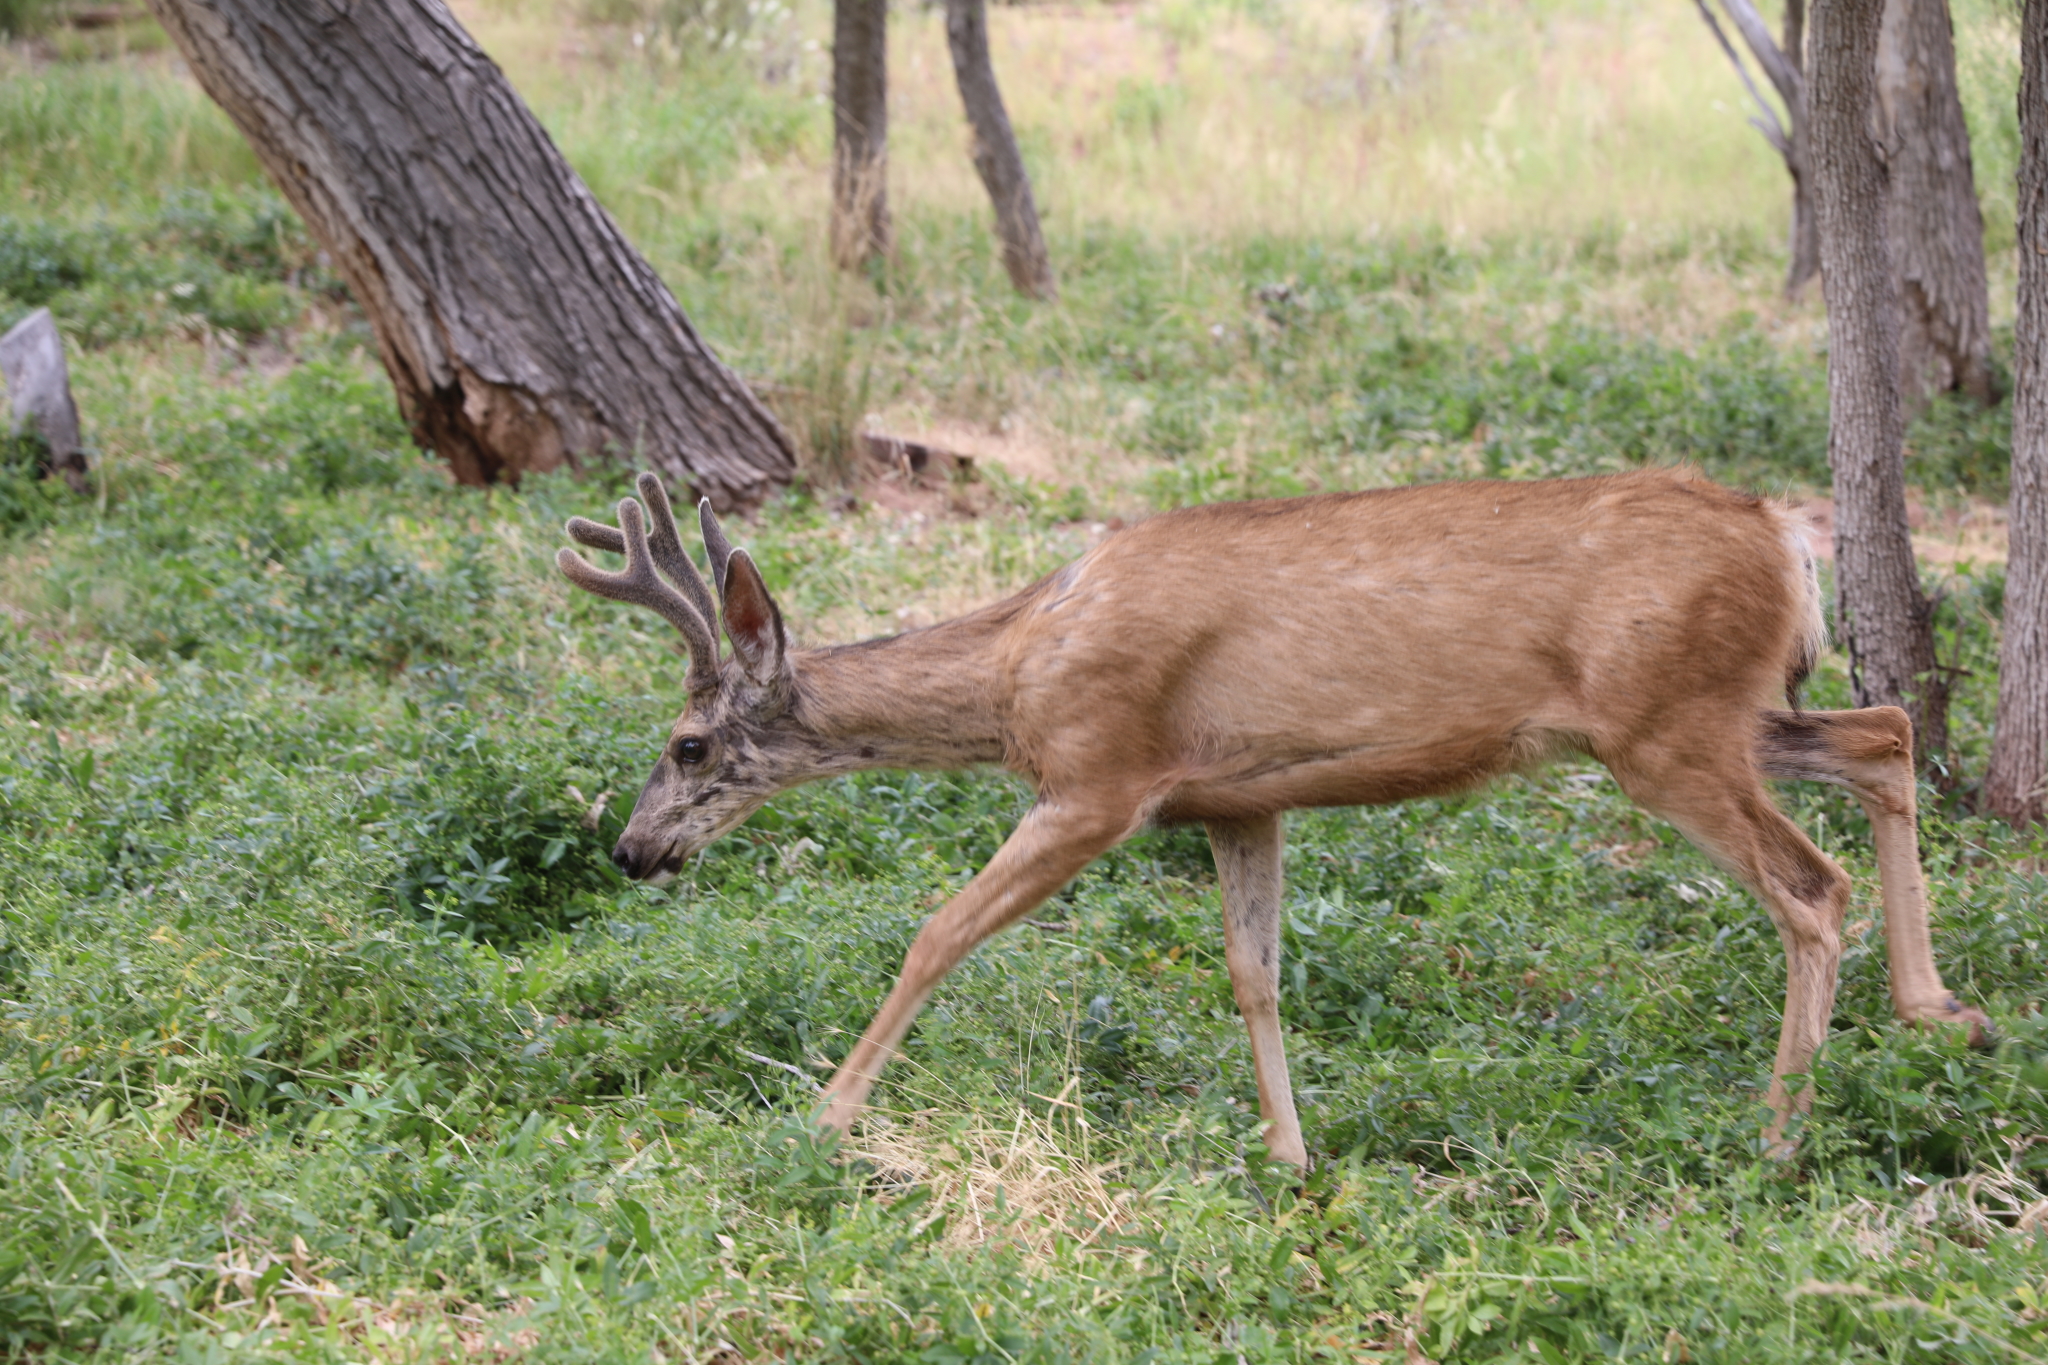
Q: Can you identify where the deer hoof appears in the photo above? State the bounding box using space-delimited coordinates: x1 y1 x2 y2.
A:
1902 997 1993 1048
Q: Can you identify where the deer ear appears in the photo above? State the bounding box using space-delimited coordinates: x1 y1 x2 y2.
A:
720 549 788 684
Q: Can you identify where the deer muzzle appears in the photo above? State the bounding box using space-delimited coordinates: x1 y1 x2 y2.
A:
610 834 683 884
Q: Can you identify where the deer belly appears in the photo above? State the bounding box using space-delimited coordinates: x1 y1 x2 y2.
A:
1155 724 1548 822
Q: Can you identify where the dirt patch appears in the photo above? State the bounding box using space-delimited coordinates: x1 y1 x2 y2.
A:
1792 496 2008 569
859 415 1072 486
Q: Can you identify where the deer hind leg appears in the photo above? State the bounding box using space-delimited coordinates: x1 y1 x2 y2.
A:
1206 814 1308 1171
1757 707 1990 1044
817 795 1136 1137
1605 742 1851 1151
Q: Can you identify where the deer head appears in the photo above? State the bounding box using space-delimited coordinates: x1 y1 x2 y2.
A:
558 474 800 882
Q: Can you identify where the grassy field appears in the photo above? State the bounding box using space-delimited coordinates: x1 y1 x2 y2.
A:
4 1 2048 1361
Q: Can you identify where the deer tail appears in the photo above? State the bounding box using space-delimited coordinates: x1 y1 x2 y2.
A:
1773 505 1827 711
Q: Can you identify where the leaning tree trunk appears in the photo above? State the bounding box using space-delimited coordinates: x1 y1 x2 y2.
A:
1811 0 1949 762
1984 0 2048 824
832 0 891 269
944 0 1055 300
1877 0 1997 408
145 0 795 507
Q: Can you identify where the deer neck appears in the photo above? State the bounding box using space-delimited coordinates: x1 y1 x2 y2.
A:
786 608 1015 773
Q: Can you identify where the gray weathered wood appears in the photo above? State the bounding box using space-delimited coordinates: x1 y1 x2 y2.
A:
945 0 1055 300
145 0 795 508
1811 0 1947 761
1985 0 2048 823
0 308 89 493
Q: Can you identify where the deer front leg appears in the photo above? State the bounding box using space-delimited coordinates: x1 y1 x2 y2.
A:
817 796 1137 1136
1758 708 1990 1044
1206 814 1308 1171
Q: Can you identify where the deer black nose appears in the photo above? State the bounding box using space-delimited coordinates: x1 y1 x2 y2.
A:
610 842 638 877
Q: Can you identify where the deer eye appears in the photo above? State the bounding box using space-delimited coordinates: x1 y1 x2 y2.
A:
675 737 708 765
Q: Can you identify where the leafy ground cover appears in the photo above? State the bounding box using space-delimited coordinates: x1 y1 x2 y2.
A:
4 2 2048 1361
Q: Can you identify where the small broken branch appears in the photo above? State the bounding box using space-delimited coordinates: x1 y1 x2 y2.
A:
735 1048 823 1090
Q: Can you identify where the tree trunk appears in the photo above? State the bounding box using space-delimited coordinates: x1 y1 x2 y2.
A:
944 0 1055 300
1984 0 2048 824
144 0 795 508
1787 90 1822 297
1692 0 1820 297
1811 0 1948 761
1785 0 1822 297
1877 0 1997 407
832 0 890 269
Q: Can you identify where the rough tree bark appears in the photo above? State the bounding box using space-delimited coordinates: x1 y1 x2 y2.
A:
145 0 794 507
832 0 891 269
1810 0 1948 761
944 0 1055 300
1693 0 1820 297
1984 0 2048 823
1877 0 1997 407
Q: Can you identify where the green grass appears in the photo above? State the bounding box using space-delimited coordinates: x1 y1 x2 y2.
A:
4 3 2048 1361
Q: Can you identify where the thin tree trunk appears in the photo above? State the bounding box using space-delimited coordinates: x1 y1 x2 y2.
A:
1785 0 1821 296
944 0 1055 300
1984 0 2048 824
1877 0 1997 408
1811 0 1948 761
145 0 795 507
1788 89 1822 297
832 0 890 269
1692 0 1819 297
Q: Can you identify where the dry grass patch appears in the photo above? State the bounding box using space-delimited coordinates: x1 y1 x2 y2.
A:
852 1105 1153 1264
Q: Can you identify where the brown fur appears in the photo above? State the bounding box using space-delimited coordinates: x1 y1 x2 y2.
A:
566 468 1986 1167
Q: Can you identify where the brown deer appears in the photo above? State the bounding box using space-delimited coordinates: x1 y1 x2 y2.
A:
559 468 1989 1166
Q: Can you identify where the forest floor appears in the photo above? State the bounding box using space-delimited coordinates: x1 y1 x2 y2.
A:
3 1 2048 1361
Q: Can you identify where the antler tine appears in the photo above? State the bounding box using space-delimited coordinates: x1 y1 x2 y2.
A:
558 497 722 692
699 497 735 597
636 473 721 632
566 516 626 554
567 483 721 637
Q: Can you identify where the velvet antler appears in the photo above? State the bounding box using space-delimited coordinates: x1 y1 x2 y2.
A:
565 475 722 626
559 489 722 694
699 498 736 597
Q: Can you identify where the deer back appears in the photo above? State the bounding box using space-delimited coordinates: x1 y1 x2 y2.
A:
990 470 1823 817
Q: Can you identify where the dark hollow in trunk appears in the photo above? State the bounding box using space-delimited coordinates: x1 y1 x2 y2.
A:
1878 0 1997 408
1985 0 2048 824
944 0 1055 300
1810 0 1948 762
145 0 795 507
832 0 891 269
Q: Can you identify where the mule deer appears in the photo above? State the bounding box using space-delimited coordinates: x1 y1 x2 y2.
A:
559 468 1989 1166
